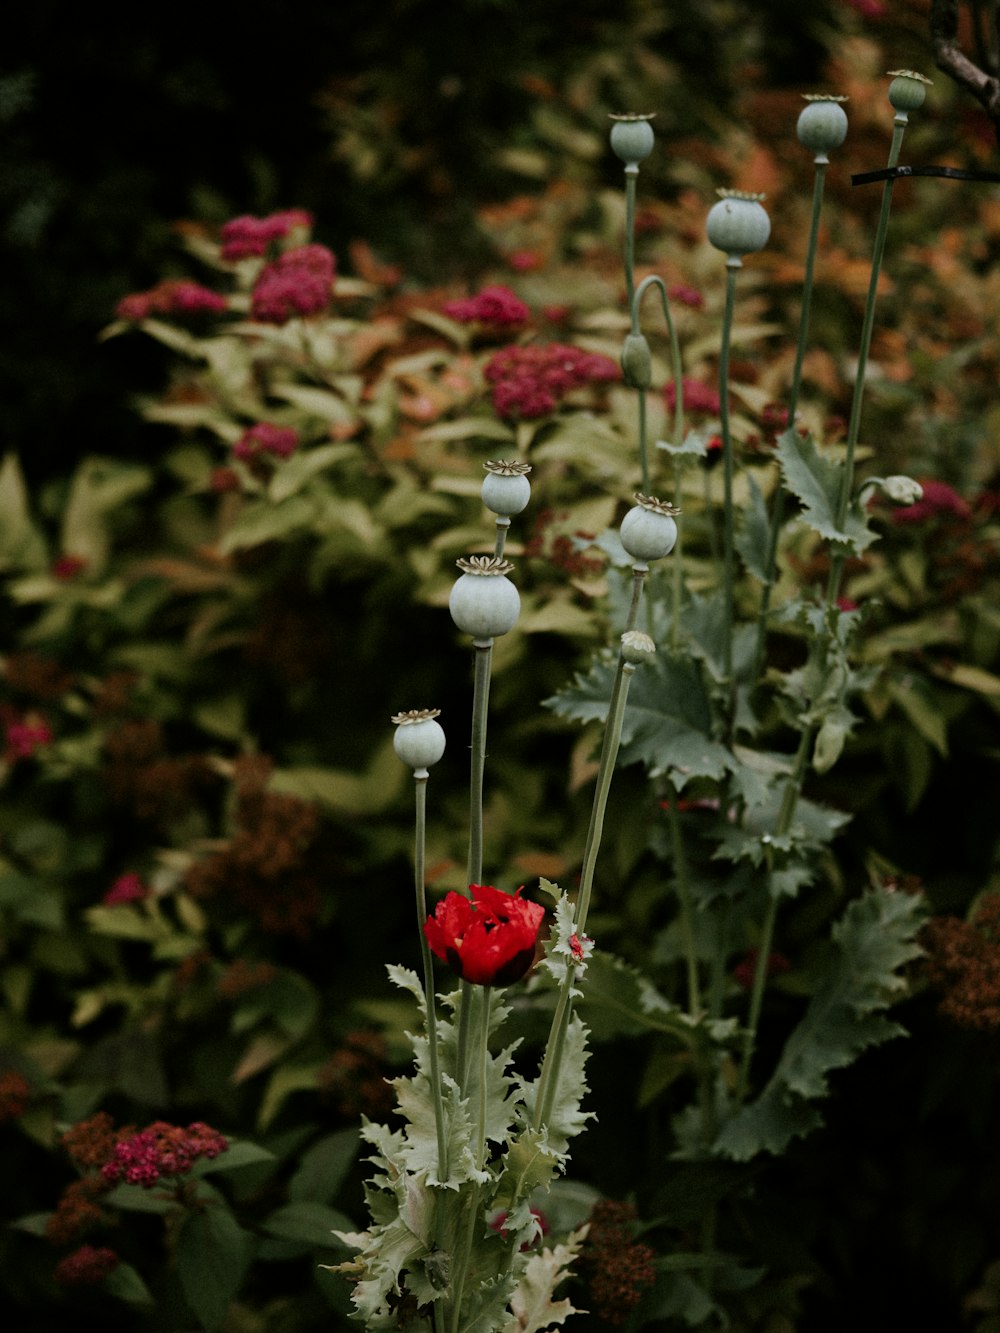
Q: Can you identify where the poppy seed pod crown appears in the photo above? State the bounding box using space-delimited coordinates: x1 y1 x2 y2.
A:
620 493 680 564
887 69 932 114
482 460 532 517
392 709 446 773
797 96 849 162
609 113 656 167
449 556 521 640
706 190 771 260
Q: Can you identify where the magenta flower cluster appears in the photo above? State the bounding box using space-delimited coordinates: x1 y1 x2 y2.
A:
250 244 335 324
443 284 531 328
54 1244 121 1287
102 873 149 906
233 422 299 462
100 1121 228 1188
664 376 721 417
3 716 52 761
483 342 620 419
220 208 313 261
116 280 228 323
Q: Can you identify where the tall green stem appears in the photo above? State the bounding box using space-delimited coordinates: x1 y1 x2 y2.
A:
414 776 449 1181
458 640 493 1092
753 160 829 679
534 656 639 1130
719 262 739 693
448 987 492 1333
664 783 702 1018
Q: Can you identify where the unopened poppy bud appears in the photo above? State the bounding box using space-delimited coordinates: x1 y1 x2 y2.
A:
621 630 656 665
609 113 655 167
621 333 652 389
619 493 680 563
392 709 446 774
449 556 520 640
797 95 849 162
887 69 932 114
706 190 771 261
482 460 532 517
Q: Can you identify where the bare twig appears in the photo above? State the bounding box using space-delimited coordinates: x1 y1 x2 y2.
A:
932 0 1000 135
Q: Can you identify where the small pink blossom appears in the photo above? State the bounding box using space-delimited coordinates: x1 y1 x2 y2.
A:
843 0 886 17
4 717 52 761
102 873 149 906
233 422 299 462
668 283 704 309
664 377 721 417
484 342 620 420
54 1244 120 1287
101 1120 228 1189
220 208 313 261
443 285 531 328
836 597 859 612
250 244 335 323
892 479 971 525
115 280 227 322
52 554 87 581
506 250 543 273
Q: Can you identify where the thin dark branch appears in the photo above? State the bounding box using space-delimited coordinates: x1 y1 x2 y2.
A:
932 0 1000 135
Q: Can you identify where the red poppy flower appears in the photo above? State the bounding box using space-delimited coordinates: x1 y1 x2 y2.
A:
423 884 545 986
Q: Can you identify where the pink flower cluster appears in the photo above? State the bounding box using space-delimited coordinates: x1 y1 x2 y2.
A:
233 422 299 462
664 377 721 417
844 0 885 17
484 343 620 419
892 479 971 525
443 284 531 328
102 873 149 906
669 283 704 309
101 1121 228 1188
53 1244 120 1287
250 244 335 323
52 554 87 581
3 715 52 761
116 280 227 323
220 208 313 261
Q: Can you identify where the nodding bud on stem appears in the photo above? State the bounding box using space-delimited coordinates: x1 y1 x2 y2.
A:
621 333 652 389
392 709 446 773
482 460 532 517
449 556 521 640
797 95 849 162
609 113 656 167
620 493 680 563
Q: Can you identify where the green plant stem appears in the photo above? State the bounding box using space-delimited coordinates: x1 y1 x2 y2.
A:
624 168 638 313
415 775 449 1183
637 389 650 494
664 782 703 1018
457 639 493 1091
826 117 908 605
448 986 492 1333
631 274 686 498
734 724 811 1103
719 262 739 693
493 517 510 559
534 658 639 1130
753 160 829 679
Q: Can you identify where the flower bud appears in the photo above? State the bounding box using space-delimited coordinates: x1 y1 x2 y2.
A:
620 333 652 390
449 556 520 640
706 190 771 261
621 630 656 665
887 69 932 113
797 95 849 162
482 460 532 517
619 493 680 563
609 114 655 166
392 709 446 773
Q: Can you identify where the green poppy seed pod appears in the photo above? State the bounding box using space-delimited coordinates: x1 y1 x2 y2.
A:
619 493 680 563
706 190 771 260
609 113 656 166
621 332 653 390
449 555 520 640
620 630 656 665
482 459 532 517
392 709 446 773
797 95 849 162
888 69 932 113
